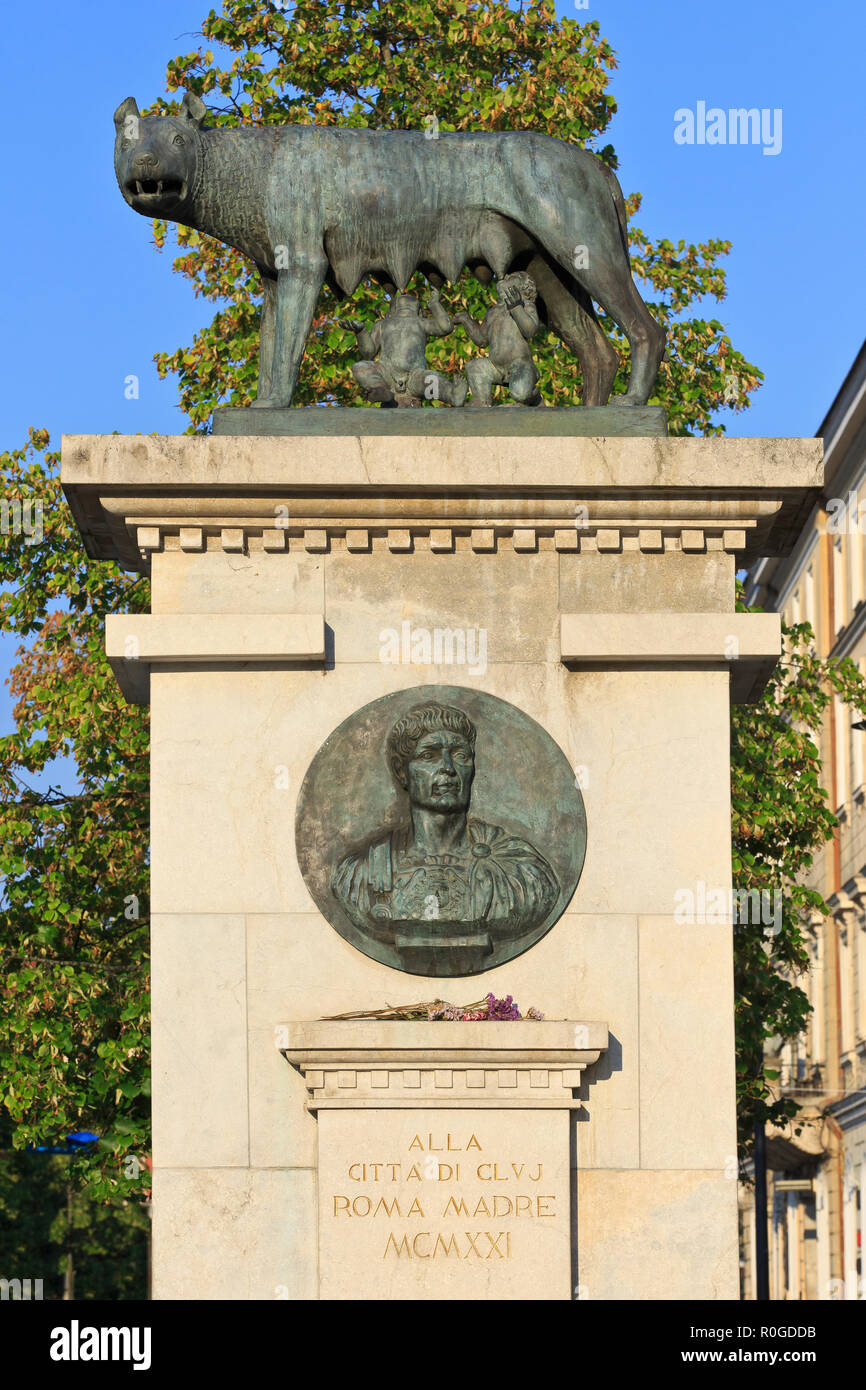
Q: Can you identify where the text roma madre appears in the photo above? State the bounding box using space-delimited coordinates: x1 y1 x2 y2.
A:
331 1131 558 1260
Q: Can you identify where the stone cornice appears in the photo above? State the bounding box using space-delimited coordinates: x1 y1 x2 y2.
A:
281 1020 608 1113
61 433 822 575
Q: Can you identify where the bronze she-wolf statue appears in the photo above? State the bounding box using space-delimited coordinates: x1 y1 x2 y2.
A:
114 91 665 409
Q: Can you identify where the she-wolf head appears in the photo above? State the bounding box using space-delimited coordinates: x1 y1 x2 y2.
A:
113 91 207 218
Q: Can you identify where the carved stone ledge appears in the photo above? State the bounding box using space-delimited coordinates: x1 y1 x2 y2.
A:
121 519 764 569
60 433 822 574
560 611 782 704
281 1020 608 1112
105 612 326 705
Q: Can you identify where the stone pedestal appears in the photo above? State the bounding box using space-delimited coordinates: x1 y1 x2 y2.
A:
62 425 821 1301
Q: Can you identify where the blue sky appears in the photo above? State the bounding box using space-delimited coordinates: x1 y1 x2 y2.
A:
1 0 864 759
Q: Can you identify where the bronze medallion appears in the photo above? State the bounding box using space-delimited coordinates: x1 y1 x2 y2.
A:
296 686 587 976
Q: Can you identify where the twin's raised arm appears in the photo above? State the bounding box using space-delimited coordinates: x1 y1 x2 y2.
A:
421 287 455 338
339 317 379 359
451 309 489 348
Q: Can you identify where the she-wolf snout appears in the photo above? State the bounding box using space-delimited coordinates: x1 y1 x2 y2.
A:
131 152 160 174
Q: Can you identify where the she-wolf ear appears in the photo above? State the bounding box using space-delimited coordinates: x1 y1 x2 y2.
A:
113 96 140 131
181 91 208 127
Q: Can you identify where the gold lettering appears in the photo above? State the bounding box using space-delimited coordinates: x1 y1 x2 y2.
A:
493 1195 513 1217
348 1163 363 1182
432 1233 460 1258
486 1232 508 1259
383 1233 411 1258
412 1232 431 1258
473 1195 492 1217
477 1163 492 1180
373 1196 400 1218
537 1195 556 1217
406 1197 425 1217
467 1134 482 1150
515 1195 532 1215
409 1134 424 1151
528 1163 543 1181
333 1195 351 1215
463 1231 483 1258
352 1195 371 1216
442 1196 470 1218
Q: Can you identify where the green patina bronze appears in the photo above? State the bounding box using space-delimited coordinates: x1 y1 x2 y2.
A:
296 687 587 977
114 91 665 410
210 404 667 436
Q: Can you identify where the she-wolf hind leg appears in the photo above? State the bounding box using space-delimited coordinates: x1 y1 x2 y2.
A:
523 253 619 407
581 259 665 405
541 238 664 406
256 270 277 403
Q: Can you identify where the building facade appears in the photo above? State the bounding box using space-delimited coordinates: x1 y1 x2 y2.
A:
743 340 866 1300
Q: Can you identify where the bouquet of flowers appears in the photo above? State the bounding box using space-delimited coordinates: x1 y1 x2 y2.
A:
321 993 544 1021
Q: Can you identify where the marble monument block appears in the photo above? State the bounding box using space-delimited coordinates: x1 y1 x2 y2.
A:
62 422 821 1301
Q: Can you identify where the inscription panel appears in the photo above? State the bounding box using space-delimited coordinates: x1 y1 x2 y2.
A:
317 1108 571 1300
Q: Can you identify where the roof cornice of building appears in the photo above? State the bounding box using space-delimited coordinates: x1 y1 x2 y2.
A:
817 338 866 469
746 339 866 610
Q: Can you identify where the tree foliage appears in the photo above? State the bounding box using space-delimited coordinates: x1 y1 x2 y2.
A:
0 432 150 1204
0 1115 148 1299
732 593 866 1151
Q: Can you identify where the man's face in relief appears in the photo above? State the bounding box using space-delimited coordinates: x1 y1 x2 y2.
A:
400 730 475 813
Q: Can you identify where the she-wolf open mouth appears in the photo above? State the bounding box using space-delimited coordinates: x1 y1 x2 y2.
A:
126 177 186 199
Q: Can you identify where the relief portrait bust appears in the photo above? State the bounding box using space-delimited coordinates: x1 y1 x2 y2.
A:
296 687 587 977
332 702 559 946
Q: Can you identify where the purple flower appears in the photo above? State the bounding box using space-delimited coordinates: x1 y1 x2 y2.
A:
484 993 522 1020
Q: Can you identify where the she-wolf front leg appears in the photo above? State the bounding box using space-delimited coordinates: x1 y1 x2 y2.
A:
252 253 328 408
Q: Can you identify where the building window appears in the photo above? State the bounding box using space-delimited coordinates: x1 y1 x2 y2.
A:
849 499 865 615
839 920 855 1057
853 695 865 798
835 695 850 813
809 928 825 1068
835 537 847 635
804 563 817 646
856 916 865 1047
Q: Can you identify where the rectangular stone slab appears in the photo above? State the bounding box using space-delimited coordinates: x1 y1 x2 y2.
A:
559 611 782 703
316 1108 571 1300
211 404 669 437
